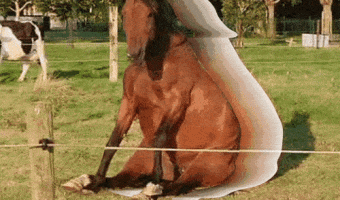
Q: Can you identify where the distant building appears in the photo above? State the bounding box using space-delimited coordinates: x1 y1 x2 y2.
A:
0 5 69 30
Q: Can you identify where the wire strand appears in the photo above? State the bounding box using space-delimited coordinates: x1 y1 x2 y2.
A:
1 143 339 155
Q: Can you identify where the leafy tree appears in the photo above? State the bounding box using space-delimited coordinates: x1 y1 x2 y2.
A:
265 0 301 38
222 0 303 43
34 0 123 81
35 0 108 47
0 0 32 20
0 1 11 18
222 0 267 47
35 0 98 21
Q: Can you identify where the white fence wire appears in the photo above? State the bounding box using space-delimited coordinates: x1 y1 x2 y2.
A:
1 143 340 155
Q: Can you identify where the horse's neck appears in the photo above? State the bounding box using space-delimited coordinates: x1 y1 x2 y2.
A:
145 58 163 80
169 33 187 48
144 32 187 80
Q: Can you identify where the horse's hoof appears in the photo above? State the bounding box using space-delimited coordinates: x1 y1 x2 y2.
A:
142 182 163 196
131 193 150 199
62 174 94 195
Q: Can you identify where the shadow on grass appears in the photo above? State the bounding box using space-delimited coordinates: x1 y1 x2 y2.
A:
52 67 110 79
53 70 80 79
0 70 19 83
275 111 315 177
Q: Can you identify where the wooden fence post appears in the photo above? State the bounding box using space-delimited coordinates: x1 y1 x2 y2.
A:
109 4 119 82
27 102 55 200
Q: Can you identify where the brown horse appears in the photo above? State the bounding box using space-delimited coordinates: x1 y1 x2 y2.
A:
85 0 240 196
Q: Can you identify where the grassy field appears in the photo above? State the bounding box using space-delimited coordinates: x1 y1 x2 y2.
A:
0 35 339 200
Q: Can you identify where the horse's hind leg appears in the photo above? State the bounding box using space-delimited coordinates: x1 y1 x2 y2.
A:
162 152 237 196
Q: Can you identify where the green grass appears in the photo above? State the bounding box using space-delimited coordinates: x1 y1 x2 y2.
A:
0 36 339 199
231 44 340 200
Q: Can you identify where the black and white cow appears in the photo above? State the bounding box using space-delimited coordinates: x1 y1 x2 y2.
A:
0 21 47 82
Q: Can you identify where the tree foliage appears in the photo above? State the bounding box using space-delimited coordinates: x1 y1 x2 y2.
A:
35 0 95 21
222 0 267 47
279 0 303 6
33 0 125 22
222 0 304 42
0 1 11 18
0 0 32 19
222 0 267 32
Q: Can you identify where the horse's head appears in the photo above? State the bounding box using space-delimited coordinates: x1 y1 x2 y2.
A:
123 0 178 62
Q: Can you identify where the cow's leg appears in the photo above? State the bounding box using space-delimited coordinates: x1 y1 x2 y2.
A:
37 40 48 81
83 96 137 192
18 63 30 82
39 57 48 81
0 43 6 65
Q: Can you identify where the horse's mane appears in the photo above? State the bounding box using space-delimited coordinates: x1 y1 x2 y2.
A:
142 0 180 33
128 0 183 67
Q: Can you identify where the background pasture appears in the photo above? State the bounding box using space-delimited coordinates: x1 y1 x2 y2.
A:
0 33 339 199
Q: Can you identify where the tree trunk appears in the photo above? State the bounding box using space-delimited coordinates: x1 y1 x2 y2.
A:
109 5 119 82
14 1 20 21
320 0 333 35
13 0 32 21
265 0 279 39
267 3 275 38
236 20 244 48
67 19 75 49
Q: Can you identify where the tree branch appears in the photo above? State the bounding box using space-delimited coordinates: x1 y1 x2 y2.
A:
19 1 32 12
238 2 250 14
265 0 280 6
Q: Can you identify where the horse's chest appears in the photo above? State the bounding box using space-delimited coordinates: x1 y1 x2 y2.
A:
135 75 177 108
136 83 167 109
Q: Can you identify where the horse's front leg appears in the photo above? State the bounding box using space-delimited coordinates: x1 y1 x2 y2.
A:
84 97 137 192
146 96 189 195
153 124 169 184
